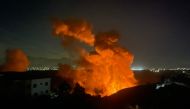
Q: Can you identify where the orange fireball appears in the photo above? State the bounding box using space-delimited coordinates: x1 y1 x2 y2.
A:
53 19 137 97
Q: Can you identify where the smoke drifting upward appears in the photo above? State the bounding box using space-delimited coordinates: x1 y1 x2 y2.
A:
53 19 94 46
53 19 137 97
0 49 30 72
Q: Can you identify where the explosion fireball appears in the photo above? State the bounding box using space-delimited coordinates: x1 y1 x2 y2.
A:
53 19 137 97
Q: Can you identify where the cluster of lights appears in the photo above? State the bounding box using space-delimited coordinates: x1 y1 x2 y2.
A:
149 68 166 73
150 68 190 73
27 66 58 71
27 65 190 73
131 67 144 71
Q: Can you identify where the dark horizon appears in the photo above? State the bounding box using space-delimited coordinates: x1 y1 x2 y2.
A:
0 0 190 69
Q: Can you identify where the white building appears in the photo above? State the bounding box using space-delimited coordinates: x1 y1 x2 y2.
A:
31 78 51 96
0 71 53 97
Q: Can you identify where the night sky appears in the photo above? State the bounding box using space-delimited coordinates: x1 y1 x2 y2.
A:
0 0 190 68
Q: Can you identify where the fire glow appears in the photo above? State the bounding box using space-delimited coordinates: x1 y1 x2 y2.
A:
53 19 137 97
0 49 29 72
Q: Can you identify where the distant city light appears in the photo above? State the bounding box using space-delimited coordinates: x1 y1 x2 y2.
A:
131 67 144 71
27 66 58 71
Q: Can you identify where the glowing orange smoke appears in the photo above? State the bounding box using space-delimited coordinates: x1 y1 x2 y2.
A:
0 49 30 72
53 19 94 46
53 19 137 97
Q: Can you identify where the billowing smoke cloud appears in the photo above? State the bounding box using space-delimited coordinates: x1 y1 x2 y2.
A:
0 49 30 72
53 19 137 97
53 19 94 46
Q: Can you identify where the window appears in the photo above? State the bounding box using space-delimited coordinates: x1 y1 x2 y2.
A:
40 83 43 85
45 90 49 93
33 93 38 96
45 82 48 86
33 84 37 88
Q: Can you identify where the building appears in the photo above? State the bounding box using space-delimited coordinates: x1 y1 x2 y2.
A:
0 71 53 98
31 78 51 96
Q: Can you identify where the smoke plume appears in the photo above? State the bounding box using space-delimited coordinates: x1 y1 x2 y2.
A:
53 19 137 97
0 49 30 72
53 19 94 46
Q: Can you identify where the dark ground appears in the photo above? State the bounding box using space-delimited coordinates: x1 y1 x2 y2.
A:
0 71 190 109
